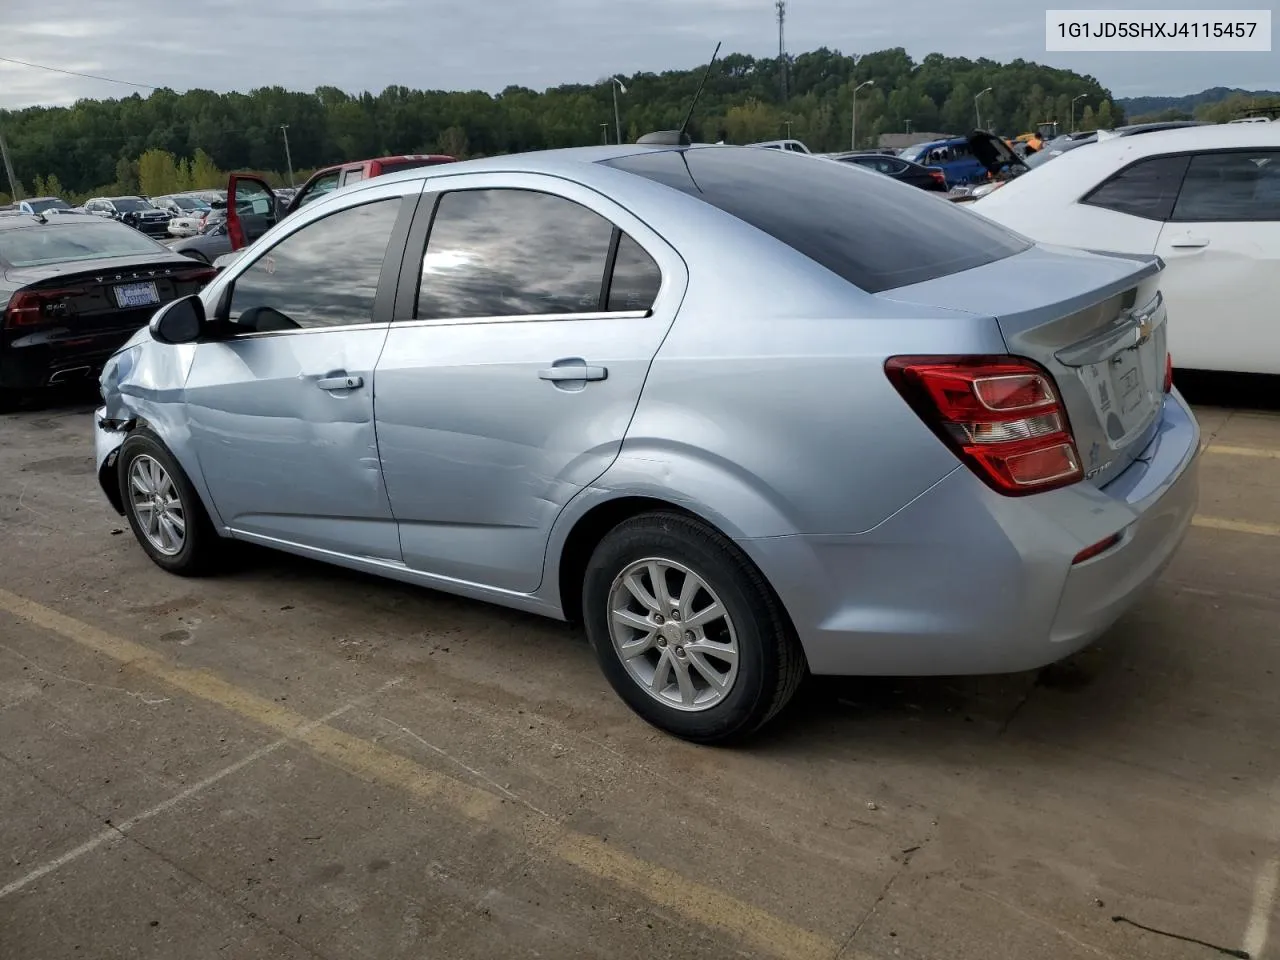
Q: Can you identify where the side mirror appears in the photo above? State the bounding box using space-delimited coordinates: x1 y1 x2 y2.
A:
149 295 206 345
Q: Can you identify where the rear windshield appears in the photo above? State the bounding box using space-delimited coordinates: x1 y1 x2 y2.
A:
113 198 155 212
602 147 1032 293
0 221 166 267
27 198 70 213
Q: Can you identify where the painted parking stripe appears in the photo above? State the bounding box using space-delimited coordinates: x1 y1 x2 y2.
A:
0 588 837 960
1202 444 1280 460
1193 516 1280 538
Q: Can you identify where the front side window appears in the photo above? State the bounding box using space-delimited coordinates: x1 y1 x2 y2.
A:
1082 155 1190 220
416 188 615 319
342 168 365 186
227 198 402 332
1171 150 1280 222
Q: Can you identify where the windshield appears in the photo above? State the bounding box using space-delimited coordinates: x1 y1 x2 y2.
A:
27 198 71 213
113 198 155 212
173 197 209 211
604 146 1032 294
0 221 166 267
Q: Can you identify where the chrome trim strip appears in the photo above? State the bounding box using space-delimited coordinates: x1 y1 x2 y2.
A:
392 309 652 329
221 321 389 341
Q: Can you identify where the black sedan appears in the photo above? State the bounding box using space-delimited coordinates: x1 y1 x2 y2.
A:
826 152 948 191
0 213 216 407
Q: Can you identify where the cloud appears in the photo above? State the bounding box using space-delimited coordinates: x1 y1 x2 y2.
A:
0 0 1275 109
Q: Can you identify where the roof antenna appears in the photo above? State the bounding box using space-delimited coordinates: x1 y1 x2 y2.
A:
637 42 722 146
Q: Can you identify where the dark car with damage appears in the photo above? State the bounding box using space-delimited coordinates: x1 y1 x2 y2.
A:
0 212 216 407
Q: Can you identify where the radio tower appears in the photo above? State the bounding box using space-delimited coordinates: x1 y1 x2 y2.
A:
776 0 788 102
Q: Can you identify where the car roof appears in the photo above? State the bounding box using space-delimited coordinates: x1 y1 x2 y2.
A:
974 122 1280 213
0 211 104 231
335 143 703 190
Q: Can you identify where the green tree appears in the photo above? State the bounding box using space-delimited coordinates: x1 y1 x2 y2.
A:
1095 100 1116 130
437 126 470 158
190 148 223 189
115 157 140 194
137 149 181 196
44 173 64 198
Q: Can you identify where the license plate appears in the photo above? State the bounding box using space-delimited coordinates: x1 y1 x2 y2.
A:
114 281 159 309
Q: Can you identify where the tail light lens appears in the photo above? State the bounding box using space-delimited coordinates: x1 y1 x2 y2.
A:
885 355 1083 496
171 266 219 287
4 288 79 329
1164 353 1173 393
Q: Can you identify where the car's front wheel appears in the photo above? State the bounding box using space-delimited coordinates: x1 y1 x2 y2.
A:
118 431 222 576
583 512 806 743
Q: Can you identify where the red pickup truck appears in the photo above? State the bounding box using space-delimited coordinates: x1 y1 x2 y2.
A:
225 154 456 250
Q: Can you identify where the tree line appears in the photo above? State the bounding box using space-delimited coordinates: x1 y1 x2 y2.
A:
0 46 1126 202
1131 92 1280 124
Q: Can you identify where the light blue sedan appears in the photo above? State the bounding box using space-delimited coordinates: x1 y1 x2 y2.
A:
94 142 1200 743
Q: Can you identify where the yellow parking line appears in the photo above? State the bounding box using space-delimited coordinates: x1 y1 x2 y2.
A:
1202 444 1280 460
1193 516 1280 538
0 587 837 960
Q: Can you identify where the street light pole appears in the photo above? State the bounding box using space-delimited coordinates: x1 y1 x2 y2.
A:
0 123 21 201
1071 93 1087 133
280 124 295 188
600 123 609 145
610 77 628 145
851 80 874 151
974 87 993 130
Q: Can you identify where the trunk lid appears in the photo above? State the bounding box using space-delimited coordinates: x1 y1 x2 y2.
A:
881 244 1168 488
4 255 214 333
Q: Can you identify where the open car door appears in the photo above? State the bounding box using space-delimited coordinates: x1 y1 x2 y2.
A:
225 174 279 251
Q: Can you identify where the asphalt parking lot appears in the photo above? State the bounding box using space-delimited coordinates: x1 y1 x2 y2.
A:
1 387 1278 960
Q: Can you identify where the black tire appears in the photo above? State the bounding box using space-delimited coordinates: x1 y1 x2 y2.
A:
583 511 806 744
117 430 223 576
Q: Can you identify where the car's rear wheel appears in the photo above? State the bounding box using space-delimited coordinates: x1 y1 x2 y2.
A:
118 431 222 576
583 511 806 743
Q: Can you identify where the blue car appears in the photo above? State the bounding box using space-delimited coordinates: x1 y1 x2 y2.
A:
899 137 989 186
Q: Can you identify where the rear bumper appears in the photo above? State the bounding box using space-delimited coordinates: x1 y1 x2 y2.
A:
0 327 142 391
738 389 1200 676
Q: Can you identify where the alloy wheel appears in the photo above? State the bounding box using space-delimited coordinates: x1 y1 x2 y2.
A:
606 557 740 712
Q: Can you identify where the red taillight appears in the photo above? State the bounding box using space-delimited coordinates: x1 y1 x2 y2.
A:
930 170 945 183
1163 353 1173 393
4 288 79 329
885 355 1083 496
171 266 218 287
1072 532 1122 565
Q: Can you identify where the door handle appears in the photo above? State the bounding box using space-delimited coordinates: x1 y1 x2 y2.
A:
538 363 607 382
316 374 364 390
1170 236 1209 249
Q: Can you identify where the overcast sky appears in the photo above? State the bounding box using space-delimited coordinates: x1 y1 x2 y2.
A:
1 0 1275 110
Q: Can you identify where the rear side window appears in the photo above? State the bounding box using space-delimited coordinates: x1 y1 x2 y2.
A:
606 233 661 311
603 146 1031 294
1082 155 1190 220
1171 150 1280 222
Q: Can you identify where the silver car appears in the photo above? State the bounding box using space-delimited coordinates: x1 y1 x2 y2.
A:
93 144 1200 742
